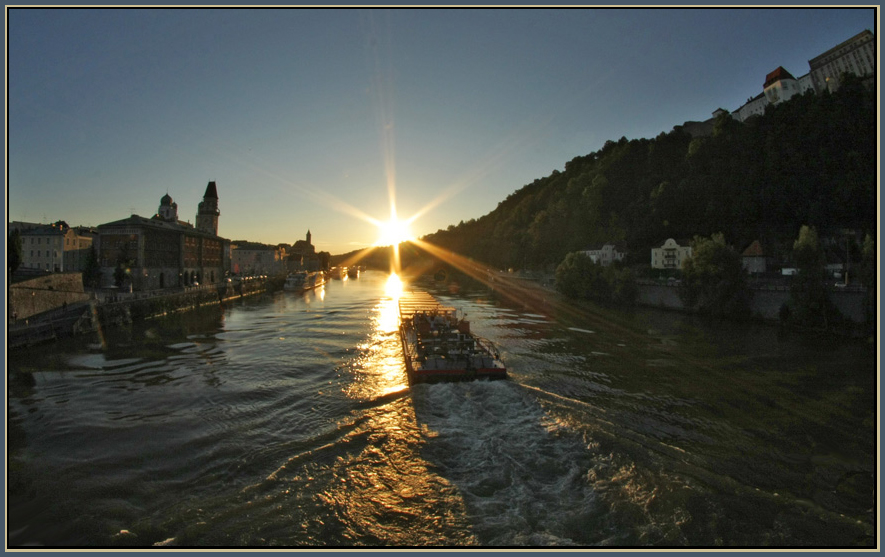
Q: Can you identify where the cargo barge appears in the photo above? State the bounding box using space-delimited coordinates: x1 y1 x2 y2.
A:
398 291 507 384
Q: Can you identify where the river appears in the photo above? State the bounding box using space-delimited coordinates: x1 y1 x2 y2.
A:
6 270 877 547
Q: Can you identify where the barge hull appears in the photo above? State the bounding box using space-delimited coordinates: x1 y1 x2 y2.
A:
398 291 507 385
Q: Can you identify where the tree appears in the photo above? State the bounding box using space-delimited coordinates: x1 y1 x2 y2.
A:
114 246 135 288
555 252 636 305
786 225 836 330
82 246 102 288
604 264 638 305
8 229 22 274
555 252 596 298
859 233 876 288
792 225 822 269
680 233 750 318
859 233 876 328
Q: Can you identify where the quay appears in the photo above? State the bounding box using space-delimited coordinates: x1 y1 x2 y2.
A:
7 274 281 350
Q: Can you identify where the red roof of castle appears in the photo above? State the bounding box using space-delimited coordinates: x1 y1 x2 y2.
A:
764 66 796 88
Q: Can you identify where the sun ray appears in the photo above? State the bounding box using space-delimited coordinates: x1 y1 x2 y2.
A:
408 238 604 326
337 246 381 270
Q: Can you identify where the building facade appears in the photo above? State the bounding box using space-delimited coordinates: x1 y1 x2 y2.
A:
651 238 693 270
231 242 287 276
17 221 95 273
581 244 627 266
288 230 320 271
763 67 804 105
95 182 231 291
741 240 773 275
809 30 876 93
735 92 768 122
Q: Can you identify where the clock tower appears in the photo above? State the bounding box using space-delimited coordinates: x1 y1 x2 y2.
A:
196 181 220 236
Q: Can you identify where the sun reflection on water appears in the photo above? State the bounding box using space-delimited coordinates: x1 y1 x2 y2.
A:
384 272 404 301
344 273 409 400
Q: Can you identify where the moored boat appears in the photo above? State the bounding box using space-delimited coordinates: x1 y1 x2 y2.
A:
284 271 325 293
398 291 507 384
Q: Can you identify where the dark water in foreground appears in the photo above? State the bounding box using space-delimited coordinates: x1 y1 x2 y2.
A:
7 271 877 547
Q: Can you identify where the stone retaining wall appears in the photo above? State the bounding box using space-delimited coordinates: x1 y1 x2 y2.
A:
636 283 867 323
96 278 279 326
9 273 91 320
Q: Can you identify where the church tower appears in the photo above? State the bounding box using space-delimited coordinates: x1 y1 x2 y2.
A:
306 230 311 246
196 181 220 235
157 193 178 222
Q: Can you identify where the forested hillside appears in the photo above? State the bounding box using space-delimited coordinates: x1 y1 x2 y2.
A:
420 75 876 271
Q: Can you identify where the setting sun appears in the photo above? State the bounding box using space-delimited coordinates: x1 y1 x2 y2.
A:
374 218 414 247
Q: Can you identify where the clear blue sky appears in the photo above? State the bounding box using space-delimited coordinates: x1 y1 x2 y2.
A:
7 7 875 255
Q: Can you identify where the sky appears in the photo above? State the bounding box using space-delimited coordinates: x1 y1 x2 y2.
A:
7 7 876 255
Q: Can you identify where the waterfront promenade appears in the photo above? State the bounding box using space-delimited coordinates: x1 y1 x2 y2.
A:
7 278 276 350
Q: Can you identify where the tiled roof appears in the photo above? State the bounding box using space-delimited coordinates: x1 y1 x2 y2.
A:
742 240 766 257
764 66 796 88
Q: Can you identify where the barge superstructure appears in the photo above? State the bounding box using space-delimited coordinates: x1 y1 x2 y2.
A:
398 291 506 384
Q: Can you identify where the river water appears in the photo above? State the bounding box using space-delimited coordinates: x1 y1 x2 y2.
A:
7 271 877 547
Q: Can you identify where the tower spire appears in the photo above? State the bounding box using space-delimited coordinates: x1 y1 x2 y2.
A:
196 181 220 235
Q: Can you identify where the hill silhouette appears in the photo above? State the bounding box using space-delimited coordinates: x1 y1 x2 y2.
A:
337 75 876 277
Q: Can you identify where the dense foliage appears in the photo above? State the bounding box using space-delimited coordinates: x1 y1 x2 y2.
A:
421 77 876 272
82 246 102 288
554 252 638 305
8 229 22 274
680 233 750 318
783 225 841 330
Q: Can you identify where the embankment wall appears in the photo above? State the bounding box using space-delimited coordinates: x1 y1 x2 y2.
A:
636 283 867 323
9 273 91 320
96 278 280 326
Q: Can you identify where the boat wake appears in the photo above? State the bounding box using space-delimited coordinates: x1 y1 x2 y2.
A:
409 380 666 546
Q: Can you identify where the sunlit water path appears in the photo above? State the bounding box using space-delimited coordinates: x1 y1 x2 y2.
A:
7 271 876 547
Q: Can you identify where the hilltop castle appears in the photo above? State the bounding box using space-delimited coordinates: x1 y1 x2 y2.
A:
677 30 875 136
732 30 875 122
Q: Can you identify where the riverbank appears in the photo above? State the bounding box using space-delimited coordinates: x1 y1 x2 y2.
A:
444 270 873 342
634 280 868 324
7 276 284 350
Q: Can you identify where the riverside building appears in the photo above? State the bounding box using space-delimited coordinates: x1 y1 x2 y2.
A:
95 182 231 291
16 221 95 273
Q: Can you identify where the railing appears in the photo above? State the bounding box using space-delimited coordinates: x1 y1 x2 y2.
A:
91 282 234 304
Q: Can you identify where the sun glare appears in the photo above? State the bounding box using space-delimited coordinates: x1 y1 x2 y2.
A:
375 218 414 247
384 272 404 300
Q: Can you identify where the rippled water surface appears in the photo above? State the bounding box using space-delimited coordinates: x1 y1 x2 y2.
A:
7 271 877 547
